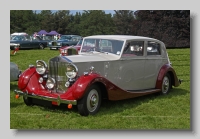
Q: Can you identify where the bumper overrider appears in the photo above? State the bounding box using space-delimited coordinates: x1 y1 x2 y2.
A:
14 89 77 105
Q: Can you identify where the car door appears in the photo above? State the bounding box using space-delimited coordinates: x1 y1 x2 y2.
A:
143 41 164 89
19 36 31 49
30 36 40 48
117 40 145 90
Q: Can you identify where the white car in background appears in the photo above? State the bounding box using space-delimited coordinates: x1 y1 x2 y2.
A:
10 62 21 81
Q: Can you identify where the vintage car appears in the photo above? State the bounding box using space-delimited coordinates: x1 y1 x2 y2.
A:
10 35 48 50
48 35 82 50
59 46 79 56
59 39 83 56
14 35 181 116
10 62 21 81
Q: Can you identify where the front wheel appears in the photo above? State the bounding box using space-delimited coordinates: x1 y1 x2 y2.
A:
77 85 102 116
160 73 171 95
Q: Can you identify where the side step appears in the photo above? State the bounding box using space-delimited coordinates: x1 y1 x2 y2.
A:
126 89 161 94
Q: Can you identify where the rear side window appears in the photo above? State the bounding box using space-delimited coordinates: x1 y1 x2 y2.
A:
147 41 161 55
123 41 144 56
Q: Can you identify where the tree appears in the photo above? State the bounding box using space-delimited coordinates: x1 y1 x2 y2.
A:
132 10 190 48
37 10 54 32
79 10 116 37
10 10 38 34
113 10 135 35
53 10 71 34
66 12 82 35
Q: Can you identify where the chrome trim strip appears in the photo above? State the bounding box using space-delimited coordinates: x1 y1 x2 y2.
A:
61 56 72 63
14 89 77 105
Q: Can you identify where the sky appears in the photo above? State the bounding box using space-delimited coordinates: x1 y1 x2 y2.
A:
70 10 115 15
34 10 116 15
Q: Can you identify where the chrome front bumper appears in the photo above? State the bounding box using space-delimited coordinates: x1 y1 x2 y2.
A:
14 89 77 105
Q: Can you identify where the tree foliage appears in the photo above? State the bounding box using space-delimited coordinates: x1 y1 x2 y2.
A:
132 10 190 48
113 10 135 35
79 10 115 36
10 10 190 48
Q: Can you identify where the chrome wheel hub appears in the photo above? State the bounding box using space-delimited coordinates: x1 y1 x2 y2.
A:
87 89 99 112
162 76 169 93
90 94 97 107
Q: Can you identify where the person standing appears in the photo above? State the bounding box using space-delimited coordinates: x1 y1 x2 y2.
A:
58 34 60 40
54 35 57 40
33 32 37 39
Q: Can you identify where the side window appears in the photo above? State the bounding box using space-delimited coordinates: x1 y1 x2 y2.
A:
147 41 161 55
77 37 82 41
72 37 77 41
123 41 144 56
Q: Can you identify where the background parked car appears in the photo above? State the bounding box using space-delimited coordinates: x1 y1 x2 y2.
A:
59 39 83 55
10 35 48 50
10 62 21 81
48 35 82 50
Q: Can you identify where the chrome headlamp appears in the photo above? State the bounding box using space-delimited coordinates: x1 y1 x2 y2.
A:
65 64 78 79
46 77 55 89
36 60 47 75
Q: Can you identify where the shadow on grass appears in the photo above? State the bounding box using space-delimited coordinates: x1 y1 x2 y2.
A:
10 102 25 108
37 103 78 115
98 87 189 115
22 87 189 116
10 82 18 90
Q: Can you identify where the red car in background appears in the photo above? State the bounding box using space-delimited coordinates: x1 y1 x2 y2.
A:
59 39 82 56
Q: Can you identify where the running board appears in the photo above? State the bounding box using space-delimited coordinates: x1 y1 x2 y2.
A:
127 88 161 94
108 88 161 101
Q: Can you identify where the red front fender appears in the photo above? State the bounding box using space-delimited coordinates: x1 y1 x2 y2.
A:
70 73 104 99
18 67 36 90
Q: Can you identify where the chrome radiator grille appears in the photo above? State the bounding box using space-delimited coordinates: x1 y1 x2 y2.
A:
49 60 68 93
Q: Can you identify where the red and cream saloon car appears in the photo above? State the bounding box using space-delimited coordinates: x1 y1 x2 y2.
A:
14 35 181 116
59 39 82 56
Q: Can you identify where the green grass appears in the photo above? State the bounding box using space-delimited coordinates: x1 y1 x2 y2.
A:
10 48 190 129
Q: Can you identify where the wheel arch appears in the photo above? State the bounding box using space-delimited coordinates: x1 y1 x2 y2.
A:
168 71 175 87
92 82 108 100
156 64 180 89
72 73 108 100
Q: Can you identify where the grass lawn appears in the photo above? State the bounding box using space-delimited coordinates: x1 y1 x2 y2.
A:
10 48 190 129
